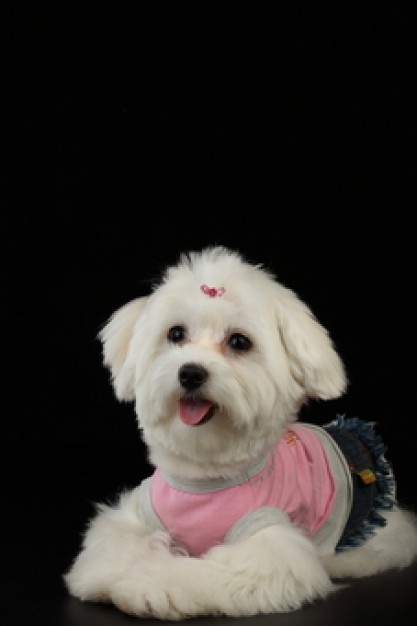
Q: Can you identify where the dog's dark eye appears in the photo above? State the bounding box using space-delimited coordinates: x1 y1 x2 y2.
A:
228 333 252 352
168 325 186 344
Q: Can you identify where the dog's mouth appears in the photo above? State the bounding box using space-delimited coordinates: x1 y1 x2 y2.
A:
178 397 216 426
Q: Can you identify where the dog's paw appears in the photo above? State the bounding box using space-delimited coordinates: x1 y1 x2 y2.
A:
110 576 173 619
109 563 213 620
64 560 112 604
205 525 335 614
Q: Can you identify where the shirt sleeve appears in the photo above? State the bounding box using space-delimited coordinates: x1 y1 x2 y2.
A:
224 506 291 545
137 477 167 533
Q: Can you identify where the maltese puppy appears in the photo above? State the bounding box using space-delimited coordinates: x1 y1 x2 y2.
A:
65 246 417 619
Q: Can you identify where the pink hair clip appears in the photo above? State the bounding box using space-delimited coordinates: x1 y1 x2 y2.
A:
200 284 226 298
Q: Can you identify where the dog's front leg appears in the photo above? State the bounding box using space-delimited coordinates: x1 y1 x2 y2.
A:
64 486 174 604
109 522 335 619
203 522 335 615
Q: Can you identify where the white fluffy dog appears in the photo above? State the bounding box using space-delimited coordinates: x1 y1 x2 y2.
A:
65 246 417 619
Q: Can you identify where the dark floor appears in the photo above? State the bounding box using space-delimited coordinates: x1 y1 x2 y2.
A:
4 445 417 626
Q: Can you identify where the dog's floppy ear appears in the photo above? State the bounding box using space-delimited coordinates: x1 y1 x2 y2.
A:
275 286 347 400
98 297 148 401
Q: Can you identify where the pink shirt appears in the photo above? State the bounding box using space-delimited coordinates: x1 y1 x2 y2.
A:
150 424 336 556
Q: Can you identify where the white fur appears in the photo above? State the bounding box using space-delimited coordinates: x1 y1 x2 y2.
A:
64 246 417 619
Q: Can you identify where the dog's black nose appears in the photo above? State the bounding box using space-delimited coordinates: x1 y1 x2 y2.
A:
179 363 208 391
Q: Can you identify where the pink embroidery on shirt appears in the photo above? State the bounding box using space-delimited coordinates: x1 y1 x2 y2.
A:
284 431 298 446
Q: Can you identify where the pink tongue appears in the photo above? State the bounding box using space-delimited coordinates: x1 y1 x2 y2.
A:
179 398 213 425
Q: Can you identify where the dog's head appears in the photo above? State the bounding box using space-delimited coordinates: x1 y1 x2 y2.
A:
99 246 347 476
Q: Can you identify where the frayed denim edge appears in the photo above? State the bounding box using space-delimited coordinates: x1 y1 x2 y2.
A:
325 414 396 553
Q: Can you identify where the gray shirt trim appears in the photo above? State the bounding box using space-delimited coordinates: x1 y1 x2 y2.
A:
159 452 269 494
303 423 353 555
137 477 166 533
224 507 291 545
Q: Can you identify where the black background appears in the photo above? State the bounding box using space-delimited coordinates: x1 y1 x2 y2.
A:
2 3 416 625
